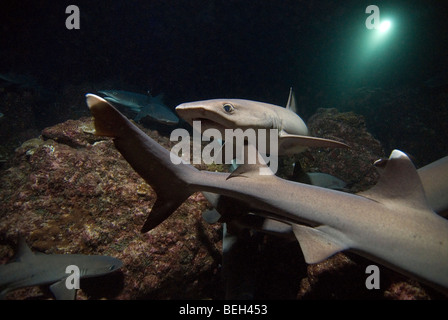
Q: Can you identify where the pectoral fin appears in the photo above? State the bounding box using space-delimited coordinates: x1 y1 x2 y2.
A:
49 279 77 300
278 132 349 154
292 224 350 264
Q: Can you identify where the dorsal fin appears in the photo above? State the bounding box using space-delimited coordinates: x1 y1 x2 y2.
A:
286 87 298 114
150 93 165 105
13 236 34 262
359 150 432 212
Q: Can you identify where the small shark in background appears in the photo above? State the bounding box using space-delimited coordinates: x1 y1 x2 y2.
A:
99 90 179 125
175 88 349 155
0 73 55 99
86 94 448 293
0 237 123 300
0 73 38 89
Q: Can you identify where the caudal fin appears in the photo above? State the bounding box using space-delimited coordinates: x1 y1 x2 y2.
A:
86 94 196 232
87 94 126 137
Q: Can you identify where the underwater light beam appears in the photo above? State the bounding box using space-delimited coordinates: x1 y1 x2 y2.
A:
379 20 392 33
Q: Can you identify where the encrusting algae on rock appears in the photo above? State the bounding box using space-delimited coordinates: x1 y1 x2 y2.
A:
0 117 223 299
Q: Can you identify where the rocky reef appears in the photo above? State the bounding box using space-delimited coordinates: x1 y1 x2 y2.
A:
0 117 222 299
0 108 445 299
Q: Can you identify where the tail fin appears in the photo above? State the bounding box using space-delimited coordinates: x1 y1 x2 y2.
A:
86 94 196 232
87 94 127 137
141 196 191 232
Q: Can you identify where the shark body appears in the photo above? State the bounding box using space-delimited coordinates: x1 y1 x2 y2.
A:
86 94 448 293
417 155 448 217
0 237 123 299
175 89 348 155
203 154 448 243
99 90 179 125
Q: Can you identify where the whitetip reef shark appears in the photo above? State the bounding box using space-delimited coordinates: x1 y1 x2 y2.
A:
176 89 348 239
203 155 448 241
0 237 123 299
175 88 349 155
99 90 179 125
86 93 448 294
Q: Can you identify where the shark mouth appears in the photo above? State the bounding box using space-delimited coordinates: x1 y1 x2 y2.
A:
193 118 219 126
192 118 229 131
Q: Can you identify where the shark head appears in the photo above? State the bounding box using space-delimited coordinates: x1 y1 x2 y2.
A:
175 98 348 154
176 99 282 135
77 255 123 278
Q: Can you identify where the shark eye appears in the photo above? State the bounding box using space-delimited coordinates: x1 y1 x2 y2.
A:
223 103 234 113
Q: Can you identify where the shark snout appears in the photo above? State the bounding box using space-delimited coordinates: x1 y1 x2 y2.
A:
175 103 208 121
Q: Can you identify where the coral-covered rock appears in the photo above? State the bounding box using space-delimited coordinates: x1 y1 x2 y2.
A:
0 110 445 300
306 108 385 192
276 108 384 193
0 117 222 300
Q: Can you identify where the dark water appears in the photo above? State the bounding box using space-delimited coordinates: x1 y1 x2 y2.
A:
1 0 447 165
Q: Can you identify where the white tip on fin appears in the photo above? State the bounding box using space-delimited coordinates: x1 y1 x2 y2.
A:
85 93 127 137
286 87 298 114
86 93 108 109
359 149 432 213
